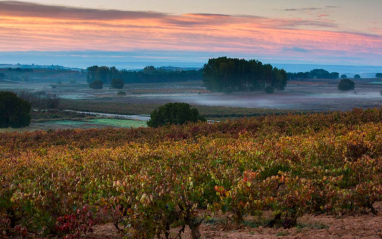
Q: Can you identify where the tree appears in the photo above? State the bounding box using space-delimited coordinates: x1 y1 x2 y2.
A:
89 80 103 89
309 69 330 79
87 66 111 84
111 78 124 89
97 66 111 83
376 73 382 78
0 91 31 128
341 74 347 79
147 103 206 128
338 79 355 91
354 74 361 79
330 72 339 79
143 66 156 74
86 65 98 83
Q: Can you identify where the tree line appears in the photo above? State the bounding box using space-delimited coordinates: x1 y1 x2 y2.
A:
86 66 202 85
287 69 339 80
202 57 288 92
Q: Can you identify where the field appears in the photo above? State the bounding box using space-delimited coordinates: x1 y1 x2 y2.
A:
2 79 382 238
2 108 382 238
0 110 148 132
2 79 382 116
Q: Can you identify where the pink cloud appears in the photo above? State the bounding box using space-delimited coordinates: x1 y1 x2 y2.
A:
0 1 381 64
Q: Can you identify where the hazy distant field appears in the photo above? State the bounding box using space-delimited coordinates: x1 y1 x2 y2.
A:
2 79 382 112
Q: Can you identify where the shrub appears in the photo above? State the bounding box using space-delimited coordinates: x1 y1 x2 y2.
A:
264 86 274 94
341 74 347 79
111 79 124 89
117 91 126 96
0 91 31 128
354 74 361 79
338 79 355 91
89 80 103 89
376 73 382 78
147 102 206 128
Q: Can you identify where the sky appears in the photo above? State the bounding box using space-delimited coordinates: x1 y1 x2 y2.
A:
0 0 381 68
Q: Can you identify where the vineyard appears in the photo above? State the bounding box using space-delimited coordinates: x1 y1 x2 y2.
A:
1 108 382 238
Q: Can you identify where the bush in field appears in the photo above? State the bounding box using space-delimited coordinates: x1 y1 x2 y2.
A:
89 80 103 89
338 79 355 91
0 91 31 128
111 78 124 89
147 102 206 128
117 91 126 96
376 73 382 78
354 74 361 79
264 85 274 94
341 74 347 79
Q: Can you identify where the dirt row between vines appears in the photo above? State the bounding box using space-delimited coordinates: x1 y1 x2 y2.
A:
84 202 382 239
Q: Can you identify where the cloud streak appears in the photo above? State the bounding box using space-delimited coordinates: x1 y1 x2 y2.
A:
0 1 166 20
0 1 381 65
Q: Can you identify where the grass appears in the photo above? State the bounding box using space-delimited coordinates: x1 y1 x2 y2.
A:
87 119 147 128
276 231 289 237
44 118 147 128
0 118 147 133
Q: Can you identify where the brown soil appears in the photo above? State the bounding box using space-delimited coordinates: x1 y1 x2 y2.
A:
84 202 382 239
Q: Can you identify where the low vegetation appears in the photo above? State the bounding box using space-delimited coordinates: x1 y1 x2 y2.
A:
264 85 274 94
17 91 60 109
117 91 126 96
338 79 355 91
111 78 124 89
89 80 103 89
1 108 382 238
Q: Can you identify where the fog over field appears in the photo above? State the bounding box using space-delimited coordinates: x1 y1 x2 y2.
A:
1 78 381 113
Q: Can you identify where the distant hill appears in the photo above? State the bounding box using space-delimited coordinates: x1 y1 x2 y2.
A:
0 64 83 71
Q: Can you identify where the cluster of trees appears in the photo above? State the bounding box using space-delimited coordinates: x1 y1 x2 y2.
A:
0 91 31 128
287 69 339 80
86 66 202 86
202 57 288 93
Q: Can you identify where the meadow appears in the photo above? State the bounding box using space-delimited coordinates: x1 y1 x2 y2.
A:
1 108 382 238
